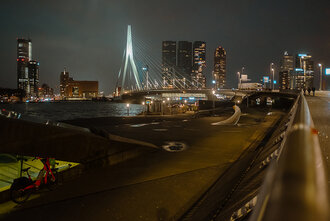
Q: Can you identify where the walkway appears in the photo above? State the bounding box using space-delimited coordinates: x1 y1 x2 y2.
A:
306 91 330 198
0 110 281 221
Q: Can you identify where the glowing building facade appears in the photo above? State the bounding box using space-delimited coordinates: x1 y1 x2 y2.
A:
293 54 314 89
177 41 192 88
279 51 294 90
192 41 206 89
28 60 39 96
213 46 226 89
60 68 98 99
162 41 177 88
17 38 39 97
17 38 31 95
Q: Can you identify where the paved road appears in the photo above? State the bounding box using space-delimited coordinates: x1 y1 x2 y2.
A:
306 91 330 198
0 109 282 221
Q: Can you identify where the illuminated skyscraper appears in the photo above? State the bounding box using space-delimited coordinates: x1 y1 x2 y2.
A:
28 60 39 96
279 51 294 90
60 68 72 98
192 41 206 88
162 41 177 88
213 46 226 89
17 38 32 94
293 53 314 89
177 41 192 88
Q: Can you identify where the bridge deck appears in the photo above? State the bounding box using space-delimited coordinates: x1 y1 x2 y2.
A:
306 91 330 200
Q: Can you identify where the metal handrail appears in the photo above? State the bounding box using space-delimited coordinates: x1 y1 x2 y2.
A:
250 92 329 221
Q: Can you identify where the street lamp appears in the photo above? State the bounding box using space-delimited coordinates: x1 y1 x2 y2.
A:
162 100 165 115
237 72 241 89
126 103 130 116
270 63 275 90
212 90 215 114
271 68 275 90
167 98 171 115
142 102 145 115
318 63 323 91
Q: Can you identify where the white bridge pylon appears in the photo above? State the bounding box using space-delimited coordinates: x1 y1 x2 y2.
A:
120 25 141 91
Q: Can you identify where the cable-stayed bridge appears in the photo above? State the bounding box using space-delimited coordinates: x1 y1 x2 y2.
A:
115 25 201 95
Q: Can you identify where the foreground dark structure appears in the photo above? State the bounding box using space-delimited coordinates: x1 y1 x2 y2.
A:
0 91 328 221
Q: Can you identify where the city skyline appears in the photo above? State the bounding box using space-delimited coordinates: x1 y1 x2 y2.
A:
0 0 329 94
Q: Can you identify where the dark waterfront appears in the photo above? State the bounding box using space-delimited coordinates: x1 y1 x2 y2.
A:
0 102 143 121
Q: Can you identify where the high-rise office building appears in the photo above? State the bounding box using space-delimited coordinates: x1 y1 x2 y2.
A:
162 41 177 88
279 51 294 90
213 46 226 89
28 60 39 96
60 68 72 98
293 53 314 89
192 41 206 88
177 41 192 88
17 38 40 97
17 38 32 95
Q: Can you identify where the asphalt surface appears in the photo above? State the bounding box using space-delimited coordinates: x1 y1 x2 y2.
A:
0 109 282 221
305 91 330 199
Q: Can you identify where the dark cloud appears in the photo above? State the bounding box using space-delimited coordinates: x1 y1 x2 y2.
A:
0 0 329 93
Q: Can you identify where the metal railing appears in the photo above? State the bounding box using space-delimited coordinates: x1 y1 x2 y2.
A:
250 92 329 221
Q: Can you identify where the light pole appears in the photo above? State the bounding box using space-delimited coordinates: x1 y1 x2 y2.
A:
319 63 323 91
272 67 275 90
142 102 145 115
237 72 241 89
270 63 274 90
167 98 171 115
126 103 130 116
212 89 215 114
162 100 165 115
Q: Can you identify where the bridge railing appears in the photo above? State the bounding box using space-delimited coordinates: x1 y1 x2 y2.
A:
250 92 329 221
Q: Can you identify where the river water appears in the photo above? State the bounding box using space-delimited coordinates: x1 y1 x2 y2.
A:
0 101 143 122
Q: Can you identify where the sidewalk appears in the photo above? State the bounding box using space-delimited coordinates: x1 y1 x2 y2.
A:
0 111 281 221
305 91 330 198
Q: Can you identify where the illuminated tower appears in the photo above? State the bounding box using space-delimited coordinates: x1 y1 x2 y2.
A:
177 41 192 88
294 53 314 89
214 46 226 89
162 41 177 88
17 38 32 95
192 41 206 88
279 51 294 90
121 25 141 91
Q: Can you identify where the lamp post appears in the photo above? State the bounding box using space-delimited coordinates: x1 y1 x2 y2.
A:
272 68 275 90
237 72 241 89
270 63 274 90
319 63 323 91
167 98 171 115
212 89 215 114
142 102 145 115
162 100 165 115
126 103 130 116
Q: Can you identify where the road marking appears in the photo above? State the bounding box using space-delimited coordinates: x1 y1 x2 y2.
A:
130 124 148 128
162 141 188 152
107 133 158 149
153 129 168 132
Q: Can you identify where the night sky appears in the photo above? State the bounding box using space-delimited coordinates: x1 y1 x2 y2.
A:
1 0 329 94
